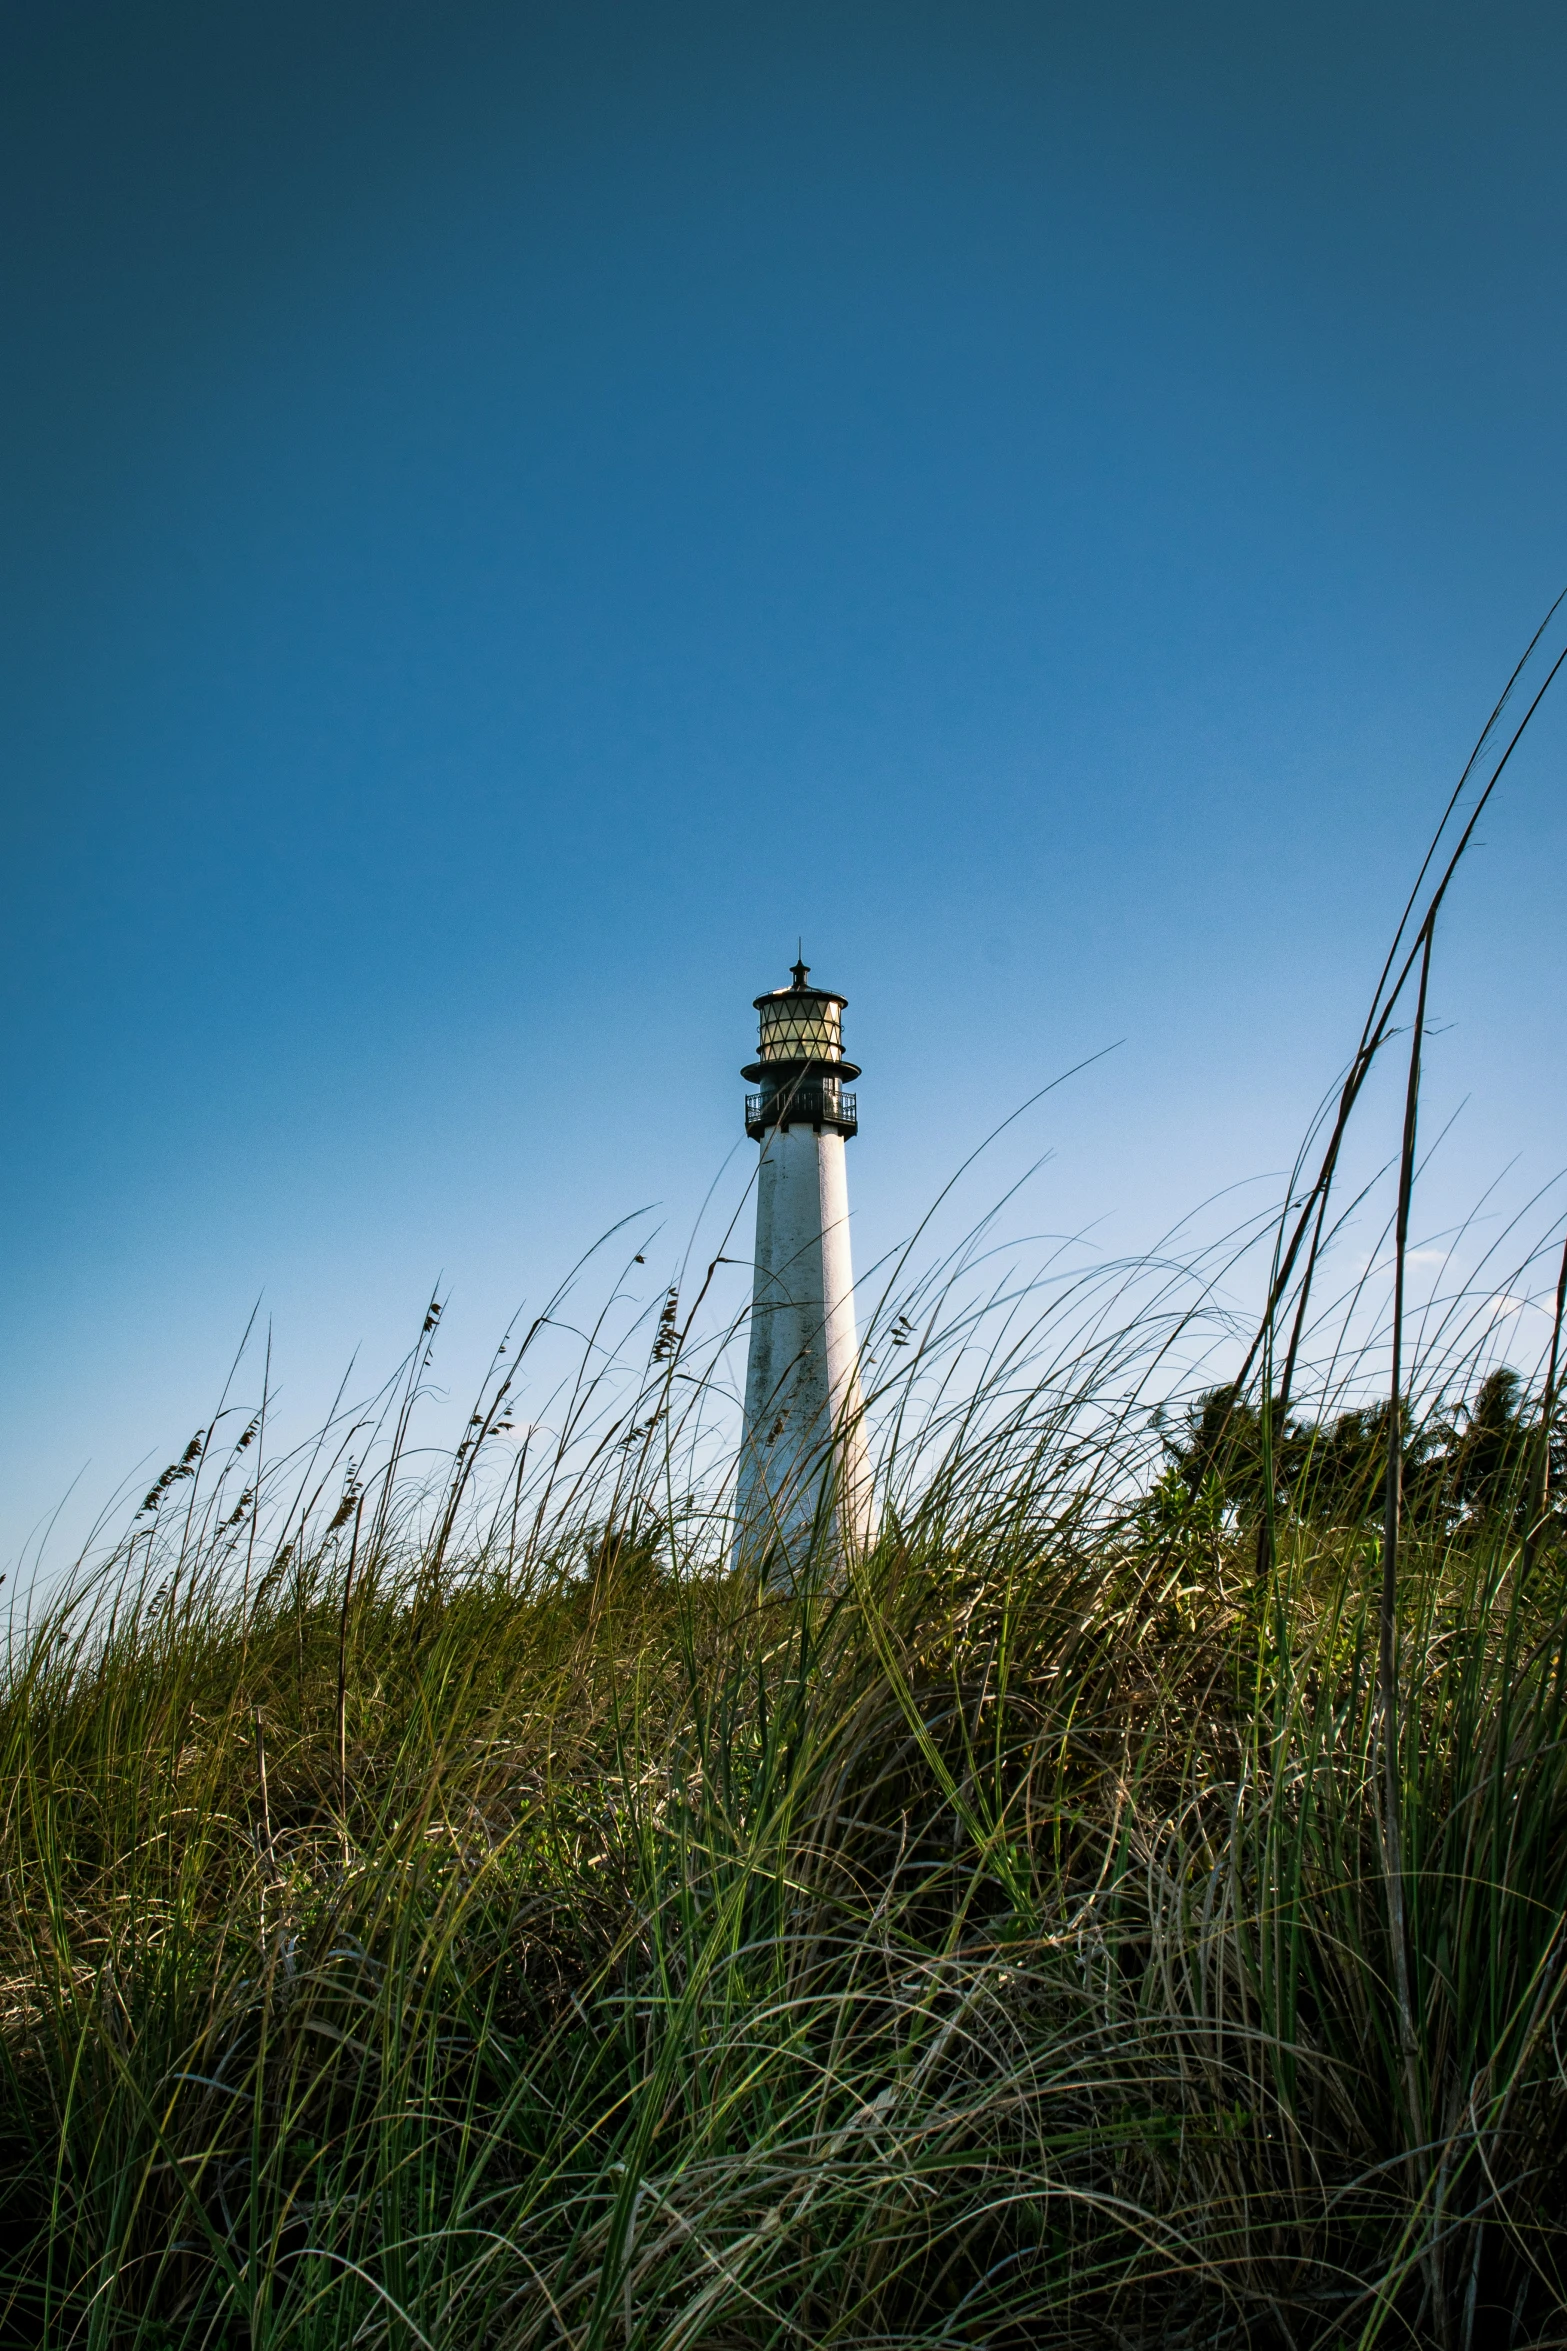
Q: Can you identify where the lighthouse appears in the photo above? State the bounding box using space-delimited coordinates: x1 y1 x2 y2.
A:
734 959 872 1581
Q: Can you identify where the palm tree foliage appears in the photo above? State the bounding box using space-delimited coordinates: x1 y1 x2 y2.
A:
1158 1366 1563 1534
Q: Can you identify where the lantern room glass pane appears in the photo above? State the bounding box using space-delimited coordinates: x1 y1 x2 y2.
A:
757 995 842 1062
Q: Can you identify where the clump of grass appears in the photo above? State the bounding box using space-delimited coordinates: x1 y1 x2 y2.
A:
7 606 1567 2348
4 1366 1567 2350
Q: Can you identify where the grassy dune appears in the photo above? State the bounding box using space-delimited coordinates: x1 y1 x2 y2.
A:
2 1408 1565 2349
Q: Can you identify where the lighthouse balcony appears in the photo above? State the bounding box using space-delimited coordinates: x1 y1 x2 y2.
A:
746 1085 857 1139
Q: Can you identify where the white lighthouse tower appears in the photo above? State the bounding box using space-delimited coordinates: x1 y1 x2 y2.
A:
734 959 872 1581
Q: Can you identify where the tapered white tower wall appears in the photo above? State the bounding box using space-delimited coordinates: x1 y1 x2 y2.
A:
734 963 871 1580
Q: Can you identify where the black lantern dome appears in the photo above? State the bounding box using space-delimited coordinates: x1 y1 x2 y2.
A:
743 959 859 1140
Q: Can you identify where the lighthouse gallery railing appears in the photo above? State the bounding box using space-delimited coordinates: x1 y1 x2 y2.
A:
745 1086 857 1140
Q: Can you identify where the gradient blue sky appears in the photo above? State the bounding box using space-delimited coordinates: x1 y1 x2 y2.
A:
6 1 1567 1569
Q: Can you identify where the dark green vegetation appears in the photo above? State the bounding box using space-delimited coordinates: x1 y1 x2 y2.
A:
1159 1366 1560 1534
7 607 1567 2348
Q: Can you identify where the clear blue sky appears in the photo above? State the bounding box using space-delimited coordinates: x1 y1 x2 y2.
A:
5 1 1567 1569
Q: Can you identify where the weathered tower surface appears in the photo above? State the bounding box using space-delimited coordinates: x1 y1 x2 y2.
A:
734 960 872 1580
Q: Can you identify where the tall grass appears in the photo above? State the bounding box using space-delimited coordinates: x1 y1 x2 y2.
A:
6 611 1567 2347
5 1360 1566 2349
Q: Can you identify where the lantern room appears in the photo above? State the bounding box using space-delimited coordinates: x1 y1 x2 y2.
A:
745 960 859 1074
742 959 860 1138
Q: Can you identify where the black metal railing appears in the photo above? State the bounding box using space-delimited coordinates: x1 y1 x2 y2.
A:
746 1086 858 1139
